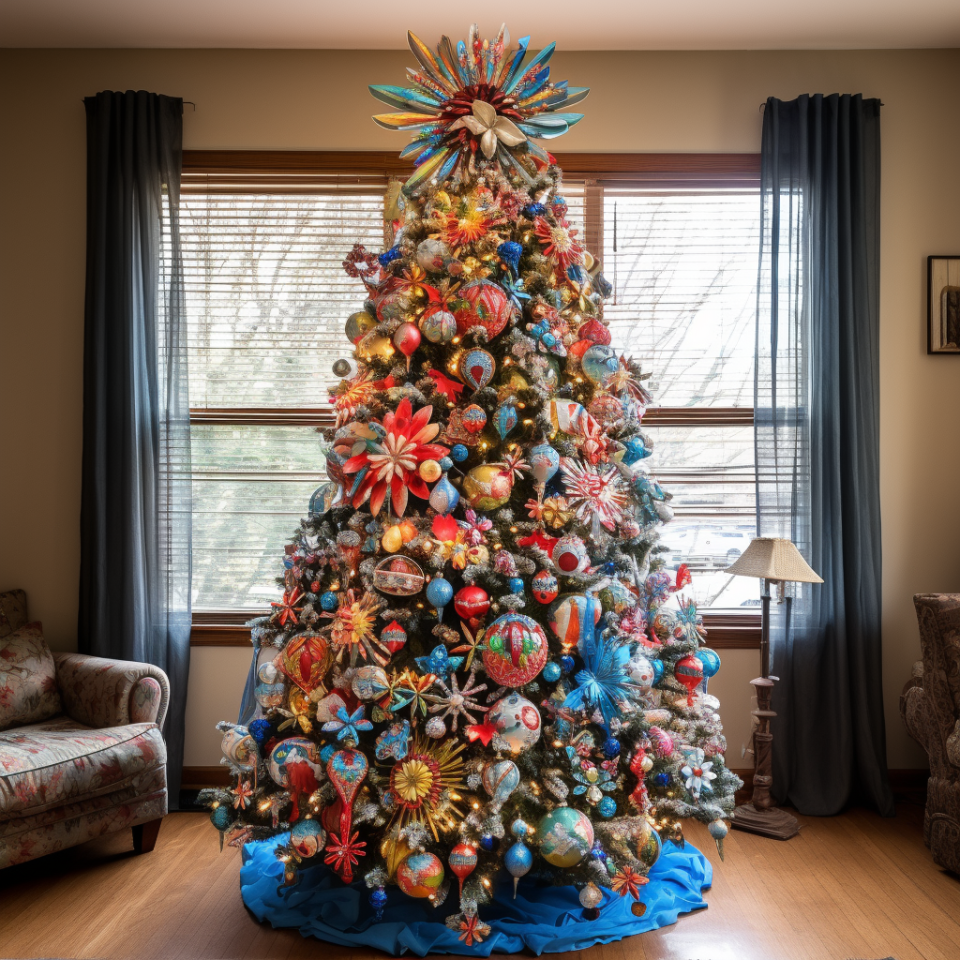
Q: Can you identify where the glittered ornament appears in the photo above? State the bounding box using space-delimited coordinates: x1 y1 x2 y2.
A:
459 348 495 391
543 661 562 682
290 819 326 858
454 279 516 339
552 536 590 575
482 613 548 687
674 654 704 705
602 737 621 759
373 556 425 596
532 570 559 604
636 820 662 867
210 805 232 833
598 796 617 818
428 474 460 515
376 289 412 324
481 759 520 808
426 576 454 620
579 883 603 910
345 310 376 344
416 238 451 272
396 852 445 898
507 577 524 594
461 404 488 434
370 887 388 920
449 842 478 896
351 665 390 701
498 240 522 273
381 620 407 654
487 693 542 753
496 403 518 439
479 834 499 852
420 307 458 344
505 841 533 897
450 443 469 462
425 716 447 738
537 807 595 867
463 463 513 510
581 344 620 384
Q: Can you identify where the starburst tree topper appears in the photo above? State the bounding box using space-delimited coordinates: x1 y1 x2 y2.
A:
370 24 589 194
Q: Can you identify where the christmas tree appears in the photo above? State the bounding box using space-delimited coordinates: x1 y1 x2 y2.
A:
203 24 740 946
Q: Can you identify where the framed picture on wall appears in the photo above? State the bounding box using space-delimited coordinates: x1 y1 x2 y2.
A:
928 256 960 354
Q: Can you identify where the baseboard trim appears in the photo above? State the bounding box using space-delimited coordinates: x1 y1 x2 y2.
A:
182 765 232 789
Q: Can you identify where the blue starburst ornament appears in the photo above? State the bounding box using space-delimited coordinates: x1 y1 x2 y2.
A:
321 706 373 744
415 644 464 679
562 636 645 730
370 25 589 194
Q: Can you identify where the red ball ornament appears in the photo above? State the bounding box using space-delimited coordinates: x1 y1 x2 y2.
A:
454 586 490 631
577 318 612 347
393 322 422 369
454 279 517 339
381 620 407 655
674 654 704 706
532 570 559 604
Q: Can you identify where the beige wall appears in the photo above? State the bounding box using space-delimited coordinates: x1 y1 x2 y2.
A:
2 48 958 771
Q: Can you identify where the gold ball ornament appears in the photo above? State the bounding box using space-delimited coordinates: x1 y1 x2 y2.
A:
359 334 395 360
381 525 404 553
419 460 442 483
463 464 513 510
398 519 418 543
345 310 377 344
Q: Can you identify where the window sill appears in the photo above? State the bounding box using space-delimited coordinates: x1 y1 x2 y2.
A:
190 612 760 649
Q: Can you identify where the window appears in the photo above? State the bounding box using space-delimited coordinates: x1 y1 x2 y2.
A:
183 152 760 647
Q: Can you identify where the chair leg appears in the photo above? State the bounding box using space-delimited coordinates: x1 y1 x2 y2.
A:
132 818 163 854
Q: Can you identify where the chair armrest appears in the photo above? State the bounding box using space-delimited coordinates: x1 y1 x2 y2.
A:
54 653 170 729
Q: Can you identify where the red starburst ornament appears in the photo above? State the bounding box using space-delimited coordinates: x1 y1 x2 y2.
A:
458 914 491 946
533 217 584 275
611 866 648 900
271 588 303 627
324 830 367 883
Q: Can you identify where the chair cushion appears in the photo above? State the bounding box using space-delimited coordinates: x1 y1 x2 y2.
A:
0 715 166 819
0 589 28 638
0 622 62 731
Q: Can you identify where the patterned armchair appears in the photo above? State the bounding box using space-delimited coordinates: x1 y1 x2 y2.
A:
901 593 960 874
0 589 170 868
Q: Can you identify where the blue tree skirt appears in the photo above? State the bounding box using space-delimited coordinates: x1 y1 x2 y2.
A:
240 836 712 956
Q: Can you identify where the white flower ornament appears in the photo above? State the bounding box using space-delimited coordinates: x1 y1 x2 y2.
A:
450 100 527 159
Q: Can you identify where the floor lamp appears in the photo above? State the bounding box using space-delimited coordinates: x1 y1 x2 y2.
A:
724 537 822 840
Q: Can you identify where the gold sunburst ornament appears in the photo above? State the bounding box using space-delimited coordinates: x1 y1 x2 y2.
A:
387 736 468 840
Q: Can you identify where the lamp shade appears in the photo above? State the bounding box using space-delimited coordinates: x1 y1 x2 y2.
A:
724 537 822 583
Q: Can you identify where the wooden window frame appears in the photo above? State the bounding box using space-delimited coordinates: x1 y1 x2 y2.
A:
183 150 761 649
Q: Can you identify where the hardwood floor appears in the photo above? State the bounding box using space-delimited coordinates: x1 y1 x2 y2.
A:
1 804 958 960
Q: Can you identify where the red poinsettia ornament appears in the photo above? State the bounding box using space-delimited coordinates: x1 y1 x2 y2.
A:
341 399 448 516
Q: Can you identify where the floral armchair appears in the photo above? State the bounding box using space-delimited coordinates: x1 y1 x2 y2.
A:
0 589 170 868
901 593 960 875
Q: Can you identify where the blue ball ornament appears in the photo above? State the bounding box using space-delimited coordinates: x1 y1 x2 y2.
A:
510 819 529 839
699 648 721 679
248 719 271 745
542 332 557 348
438 456 454 471
543 661 562 683
654 772 671 787
479 834 499 852
505 841 533 880
560 655 576 675
589 841 606 861
320 744 337 763
598 796 617 819
450 444 469 462
426 577 454 620
507 577 524 594
320 591 338 611
602 737 621 759
210 806 232 831
523 203 547 218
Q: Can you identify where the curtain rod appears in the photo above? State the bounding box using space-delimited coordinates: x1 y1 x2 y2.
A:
80 99 196 110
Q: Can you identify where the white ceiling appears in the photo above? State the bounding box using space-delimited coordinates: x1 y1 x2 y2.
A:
2 0 960 50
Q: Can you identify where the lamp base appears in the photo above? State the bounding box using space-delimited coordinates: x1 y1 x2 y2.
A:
731 803 800 841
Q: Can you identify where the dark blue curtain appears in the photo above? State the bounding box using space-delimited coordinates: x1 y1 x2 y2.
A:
79 91 191 808
756 94 893 816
